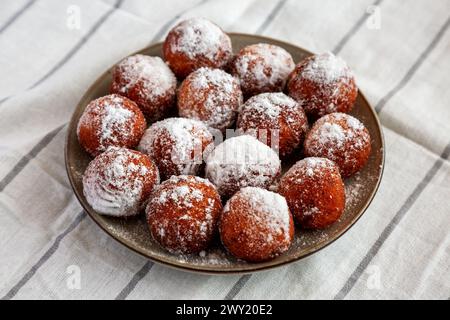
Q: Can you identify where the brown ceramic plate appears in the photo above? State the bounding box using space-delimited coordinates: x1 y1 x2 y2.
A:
65 33 384 274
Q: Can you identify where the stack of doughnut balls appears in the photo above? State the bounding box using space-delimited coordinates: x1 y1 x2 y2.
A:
78 18 371 263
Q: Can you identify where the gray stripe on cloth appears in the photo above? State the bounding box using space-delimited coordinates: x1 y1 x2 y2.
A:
0 0 123 105
0 0 38 104
115 262 154 300
0 0 124 299
0 123 65 193
28 0 124 90
0 0 37 34
333 0 384 54
1 211 87 300
332 16 450 298
224 275 252 300
255 0 288 34
334 142 450 299
0 0 125 188
0 96 9 105
375 15 450 113
0 0 201 106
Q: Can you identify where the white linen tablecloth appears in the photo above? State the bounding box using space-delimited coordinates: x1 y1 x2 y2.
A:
0 0 449 300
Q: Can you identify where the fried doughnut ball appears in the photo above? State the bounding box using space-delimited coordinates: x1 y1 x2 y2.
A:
219 187 294 262
304 112 371 177
229 43 295 98
111 54 177 122
178 67 243 131
236 92 308 157
205 135 281 198
82 147 159 217
278 157 345 229
163 18 232 79
77 94 146 157
146 175 222 254
287 52 357 119
138 117 213 180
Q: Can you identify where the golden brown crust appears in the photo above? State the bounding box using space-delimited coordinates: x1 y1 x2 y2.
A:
229 43 295 98
303 113 371 177
77 94 146 157
146 175 223 254
287 53 357 119
163 18 232 79
236 92 308 157
138 118 214 180
177 68 243 131
220 187 294 262
279 157 345 229
110 55 177 122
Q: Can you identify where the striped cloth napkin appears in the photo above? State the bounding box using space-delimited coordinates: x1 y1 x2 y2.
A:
0 0 449 299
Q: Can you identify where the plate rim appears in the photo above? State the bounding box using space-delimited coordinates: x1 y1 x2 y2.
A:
65 32 385 275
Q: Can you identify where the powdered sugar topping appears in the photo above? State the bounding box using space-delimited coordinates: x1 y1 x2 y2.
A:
147 174 220 253
138 117 213 177
232 187 291 241
179 67 243 130
77 94 144 155
234 43 295 89
167 174 215 188
301 52 352 84
99 99 133 144
205 135 281 196
285 157 336 182
190 67 235 92
167 18 231 62
239 92 298 124
304 113 371 177
114 54 176 98
316 122 347 148
306 113 369 157
151 175 216 209
83 147 158 217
